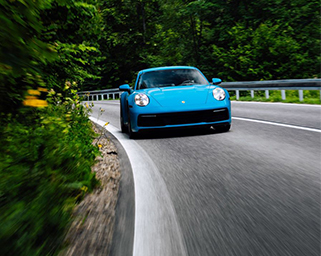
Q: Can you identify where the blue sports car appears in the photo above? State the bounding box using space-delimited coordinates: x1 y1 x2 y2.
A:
119 66 231 138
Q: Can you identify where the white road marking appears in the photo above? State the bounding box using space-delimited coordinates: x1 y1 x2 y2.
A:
231 101 321 108
232 117 321 133
89 117 187 256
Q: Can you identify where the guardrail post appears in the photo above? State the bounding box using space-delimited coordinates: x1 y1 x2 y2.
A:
251 90 254 98
265 90 269 99
298 90 303 102
236 90 240 100
113 93 115 100
281 90 286 100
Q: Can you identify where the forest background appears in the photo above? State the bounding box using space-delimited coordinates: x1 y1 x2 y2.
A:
0 0 320 255
2 0 319 100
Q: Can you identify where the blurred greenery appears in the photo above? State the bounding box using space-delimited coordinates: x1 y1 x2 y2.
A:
94 0 320 86
0 0 100 255
0 0 320 254
0 87 100 255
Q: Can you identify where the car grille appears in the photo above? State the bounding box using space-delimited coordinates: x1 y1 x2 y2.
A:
137 108 229 127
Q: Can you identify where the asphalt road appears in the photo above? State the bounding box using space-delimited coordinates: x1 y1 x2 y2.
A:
90 100 321 256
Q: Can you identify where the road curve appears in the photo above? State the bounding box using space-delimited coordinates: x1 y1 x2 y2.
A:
90 101 321 256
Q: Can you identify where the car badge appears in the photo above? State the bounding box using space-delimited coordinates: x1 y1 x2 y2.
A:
182 101 185 104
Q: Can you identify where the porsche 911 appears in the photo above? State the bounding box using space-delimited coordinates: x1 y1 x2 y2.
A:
119 66 231 138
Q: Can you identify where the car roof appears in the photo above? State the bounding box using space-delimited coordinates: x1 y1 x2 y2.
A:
138 66 198 75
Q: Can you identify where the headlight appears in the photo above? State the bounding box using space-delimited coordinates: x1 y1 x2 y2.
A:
135 93 150 106
213 88 226 101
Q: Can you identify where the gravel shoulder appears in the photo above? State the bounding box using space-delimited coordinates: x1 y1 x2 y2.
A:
61 123 121 256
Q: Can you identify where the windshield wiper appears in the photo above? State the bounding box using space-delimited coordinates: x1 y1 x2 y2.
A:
176 80 195 86
157 83 175 87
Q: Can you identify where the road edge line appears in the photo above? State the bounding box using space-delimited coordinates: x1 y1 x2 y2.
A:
232 117 321 133
90 117 188 256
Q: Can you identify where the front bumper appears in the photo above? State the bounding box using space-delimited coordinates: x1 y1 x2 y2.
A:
129 100 231 132
138 108 229 127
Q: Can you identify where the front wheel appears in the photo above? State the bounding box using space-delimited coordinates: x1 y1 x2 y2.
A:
214 123 231 133
120 105 127 133
127 113 138 139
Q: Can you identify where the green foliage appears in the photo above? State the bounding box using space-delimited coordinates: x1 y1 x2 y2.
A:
115 0 320 84
0 88 99 256
210 23 310 81
40 0 105 91
0 0 101 254
43 42 101 91
7 0 313 90
0 0 56 114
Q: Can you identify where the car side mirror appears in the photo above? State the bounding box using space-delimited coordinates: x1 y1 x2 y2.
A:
212 78 222 85
119 84 132 93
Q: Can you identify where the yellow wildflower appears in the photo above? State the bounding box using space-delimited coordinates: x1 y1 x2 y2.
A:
81 186 88 192
104 122 109 126
27 89 41 96
98 144 102 148
37 87 48 92
85 103 89 108
23 99 48 108
25 96 38 99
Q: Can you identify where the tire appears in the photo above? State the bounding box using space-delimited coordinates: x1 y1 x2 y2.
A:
127 112 138 139
120 105 127 133
214 123 231 133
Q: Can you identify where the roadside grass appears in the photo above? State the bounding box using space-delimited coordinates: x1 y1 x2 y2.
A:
229 90 321 104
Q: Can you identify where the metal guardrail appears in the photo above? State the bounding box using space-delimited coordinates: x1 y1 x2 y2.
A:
221 79 321 101
78 79 321 102
78 88 120 101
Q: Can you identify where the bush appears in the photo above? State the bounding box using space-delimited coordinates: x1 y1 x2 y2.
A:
0 89 99 256
0 1 102 254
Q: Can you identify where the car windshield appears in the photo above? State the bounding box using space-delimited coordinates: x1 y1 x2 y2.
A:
137 69 208 90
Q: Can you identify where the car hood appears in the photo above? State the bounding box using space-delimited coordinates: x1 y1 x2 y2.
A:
145 85 211 107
